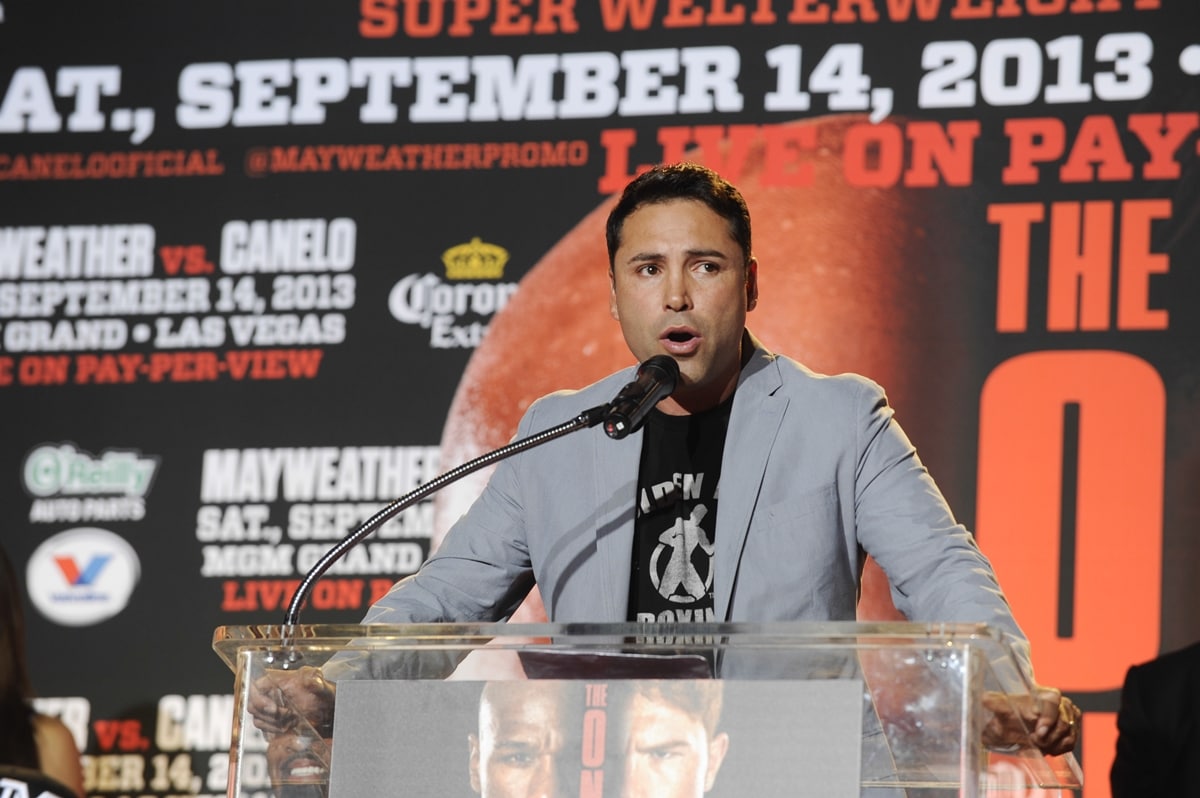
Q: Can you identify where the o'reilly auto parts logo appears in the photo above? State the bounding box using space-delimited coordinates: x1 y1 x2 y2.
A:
388 237 519 349
23 442 160 523
26 528 141 626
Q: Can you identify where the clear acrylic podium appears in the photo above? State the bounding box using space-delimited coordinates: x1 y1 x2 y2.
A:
213 621 1082 797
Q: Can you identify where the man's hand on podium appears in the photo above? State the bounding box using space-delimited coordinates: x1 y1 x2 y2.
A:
982 685 1081 756
248 666 336 737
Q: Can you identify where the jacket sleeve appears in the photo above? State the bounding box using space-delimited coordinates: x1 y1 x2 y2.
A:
849 377 1034 678
359 403 548 626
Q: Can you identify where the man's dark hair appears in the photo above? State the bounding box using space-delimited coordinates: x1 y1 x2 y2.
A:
605 162 752 270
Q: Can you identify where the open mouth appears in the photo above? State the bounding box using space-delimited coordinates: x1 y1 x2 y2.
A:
661 327 701 353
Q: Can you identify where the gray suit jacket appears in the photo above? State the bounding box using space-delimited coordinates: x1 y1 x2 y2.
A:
365 337 1030 671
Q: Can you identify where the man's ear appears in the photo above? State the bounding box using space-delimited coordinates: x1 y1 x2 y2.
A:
609 270 620 321
745 258 759 312
704 732 730 791
468 734 482 793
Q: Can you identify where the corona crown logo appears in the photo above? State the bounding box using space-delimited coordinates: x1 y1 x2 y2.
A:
441 237 508 280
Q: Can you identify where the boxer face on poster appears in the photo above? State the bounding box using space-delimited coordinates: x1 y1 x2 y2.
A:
607 198 758 416
467 680 727 798
469 681 582 798
613 683 729 798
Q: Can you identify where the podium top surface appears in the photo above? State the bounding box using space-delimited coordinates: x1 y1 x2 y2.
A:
213 619 1018 674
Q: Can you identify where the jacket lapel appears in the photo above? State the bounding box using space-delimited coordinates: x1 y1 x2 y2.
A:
590 417 643 620
714 346 787 619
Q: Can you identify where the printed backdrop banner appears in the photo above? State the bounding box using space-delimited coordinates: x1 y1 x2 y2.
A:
1 2 1197 797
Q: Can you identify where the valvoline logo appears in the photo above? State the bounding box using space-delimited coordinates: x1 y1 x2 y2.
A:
26 528 140 626
53 553 112 586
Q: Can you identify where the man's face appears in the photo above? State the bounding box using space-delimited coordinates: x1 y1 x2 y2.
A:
609 199 758 415
619 691 728 798
470 684 579 798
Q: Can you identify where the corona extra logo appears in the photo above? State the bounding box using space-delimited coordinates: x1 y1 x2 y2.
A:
390 238 520 349
441 237 508 280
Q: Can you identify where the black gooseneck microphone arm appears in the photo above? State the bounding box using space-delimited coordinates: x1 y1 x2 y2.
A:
281 402 609 633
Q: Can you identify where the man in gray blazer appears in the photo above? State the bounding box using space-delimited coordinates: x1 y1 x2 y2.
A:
362 161 1077 754
255 162 1080 762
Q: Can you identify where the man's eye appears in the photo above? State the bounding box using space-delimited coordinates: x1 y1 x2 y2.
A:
498 753 537 766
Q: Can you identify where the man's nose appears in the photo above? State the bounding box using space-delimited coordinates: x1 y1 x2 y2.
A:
664 269 692 311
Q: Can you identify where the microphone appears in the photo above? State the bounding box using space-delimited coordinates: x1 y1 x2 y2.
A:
603 355 680 439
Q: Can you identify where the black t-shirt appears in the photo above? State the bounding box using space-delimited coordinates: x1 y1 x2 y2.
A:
627 395 733 622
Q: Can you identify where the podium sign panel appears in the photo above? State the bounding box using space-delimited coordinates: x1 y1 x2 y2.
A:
213 621 1083 797
330 679 862 796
